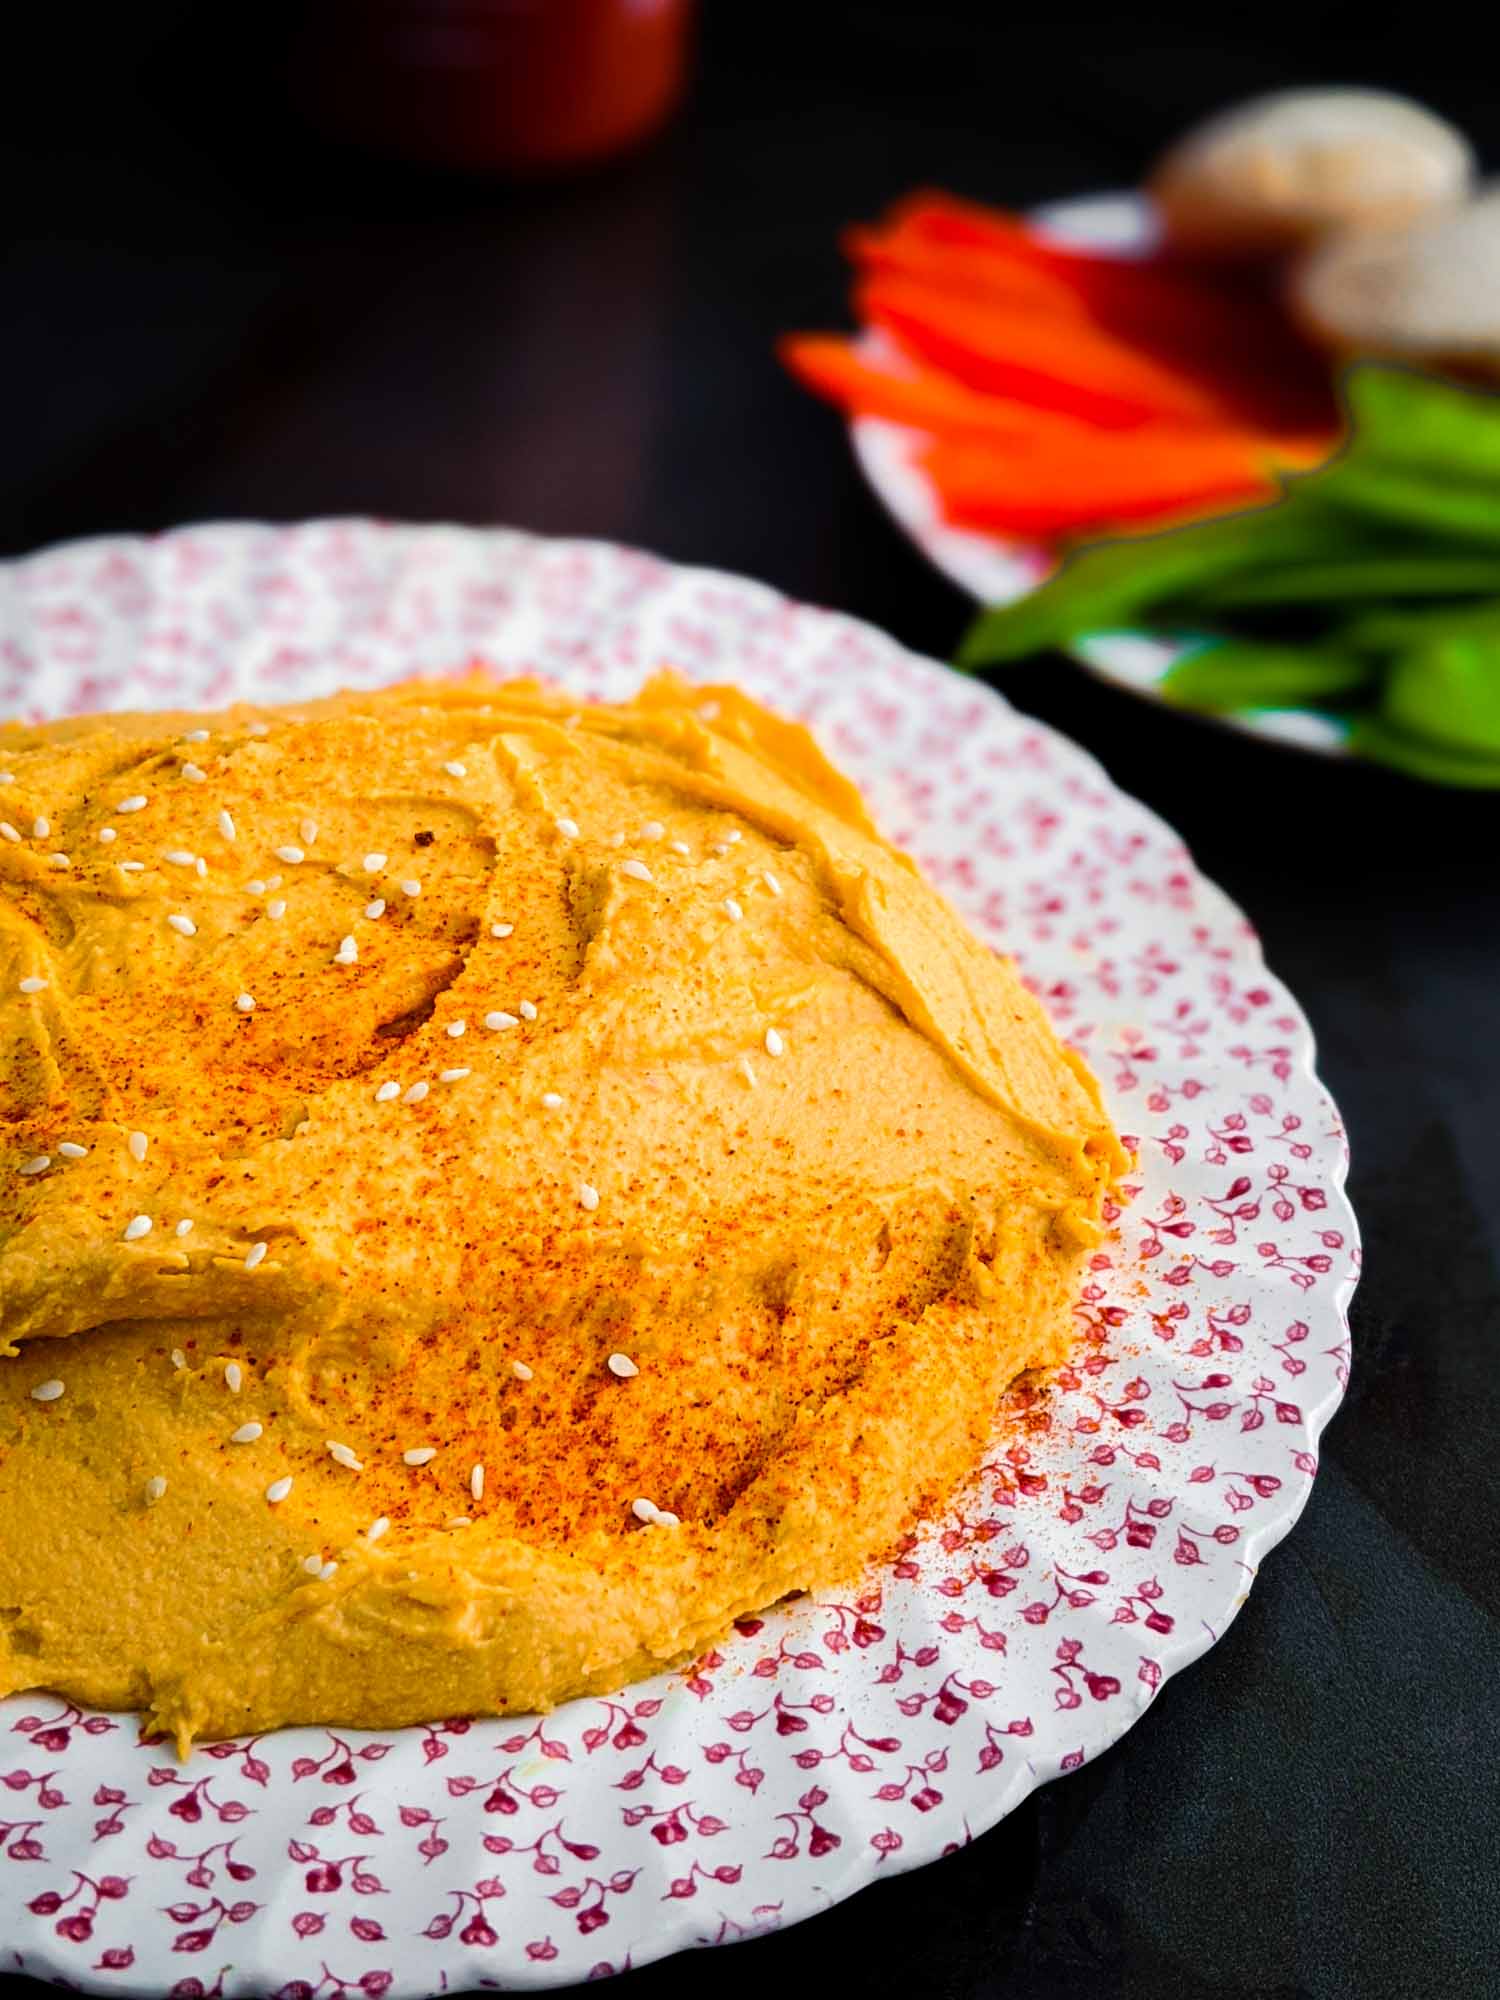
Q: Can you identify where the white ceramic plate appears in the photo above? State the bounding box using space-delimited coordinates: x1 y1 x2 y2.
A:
0 522 1356 1993
849 190 1353 758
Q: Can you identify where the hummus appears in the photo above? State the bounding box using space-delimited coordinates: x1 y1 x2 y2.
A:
0 673 1124 1748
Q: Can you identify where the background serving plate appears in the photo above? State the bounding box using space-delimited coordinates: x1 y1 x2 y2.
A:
0 521 1356 1993
849 190 1354 760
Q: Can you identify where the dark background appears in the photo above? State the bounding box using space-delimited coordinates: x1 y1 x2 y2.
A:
3 5 1497 1996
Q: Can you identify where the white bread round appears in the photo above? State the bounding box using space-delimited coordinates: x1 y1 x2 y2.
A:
1150 88 1473 257
1290 188 1500 377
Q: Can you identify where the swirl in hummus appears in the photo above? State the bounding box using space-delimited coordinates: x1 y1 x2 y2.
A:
0 673 1125 1748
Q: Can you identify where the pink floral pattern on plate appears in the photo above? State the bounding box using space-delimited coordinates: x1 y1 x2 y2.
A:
0 521 1357 1994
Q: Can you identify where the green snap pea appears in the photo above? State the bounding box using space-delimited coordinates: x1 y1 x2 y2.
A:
1196 557 1500 610
1162 639 1376 711
1339 600 1500 651
958 500 1380 665
1380 633 1500 756
1350 714 1500 787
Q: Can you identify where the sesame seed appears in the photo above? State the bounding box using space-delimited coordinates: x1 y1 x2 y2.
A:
18 976 45 993
266 874 283 890
225 1362 243 1392
363 852 387 872
763 871 782 896
246 878 266 895
725 829 742 844
145 1476 168 1505
124 1214 152 1241
181 764 207 784
631 1496 680 1528
32 816 49 839
58 1142 86 1160
367 1516 390 1542
440 1067 470 1083
195 857 206 878
335 935 358 965
541 1091 563 1110
555 817 580 839
98 827 116 844
765 1027 785 1057
641 821 664 841
119 861 145 872
511 1359 534 1381
231 1422 263 1444
364 898 385 919
711 842 730 857
128 1130 148 1162
244 1242 268 1270
470 1463 484 1500
723 898 743 922
163 850 196 867
0 773 10 785
0 824 17 843
48 853 70 870
607 1353 639 1379
18 1156 50 1176
447 1516 472 1529
403 1080 429 1104
327 1440 363 1471
375 1080 400 1102
218 810 236 841
578 1182 600 1212
400 879 421 898
670 839 691 857
490 922 513 938
403 1446 437 1466
265 1477 293 1504
184 729 210 743
319 1561 337 1581
30 1378 64 1402
300 819 318 845
446 1020 466 1037
235 992 255 1013
485 1011 517 1032
444 760 467 778
266 899 286 920
302 1553 323 1576
518 1000 537 1021
620 859 653 884
167 913 197 938
175 1219 193 1237
275 845 304 864
171 1348 187 1369
740 1056 756 1088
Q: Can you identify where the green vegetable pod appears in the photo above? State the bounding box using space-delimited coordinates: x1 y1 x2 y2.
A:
1162 637 1376 711
1380 632 1500 755
1196 555 1500 610
1350 715 1500 787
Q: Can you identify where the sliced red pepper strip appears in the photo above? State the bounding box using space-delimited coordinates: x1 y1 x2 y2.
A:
851 195 1340 434
918 429 1282 540
859 273 1234 427
781 333 1333 471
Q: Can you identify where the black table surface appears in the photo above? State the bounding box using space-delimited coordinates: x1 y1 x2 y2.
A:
2 7 1497 1996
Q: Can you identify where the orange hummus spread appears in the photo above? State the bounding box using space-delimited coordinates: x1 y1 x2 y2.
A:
0 673 1125 1748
